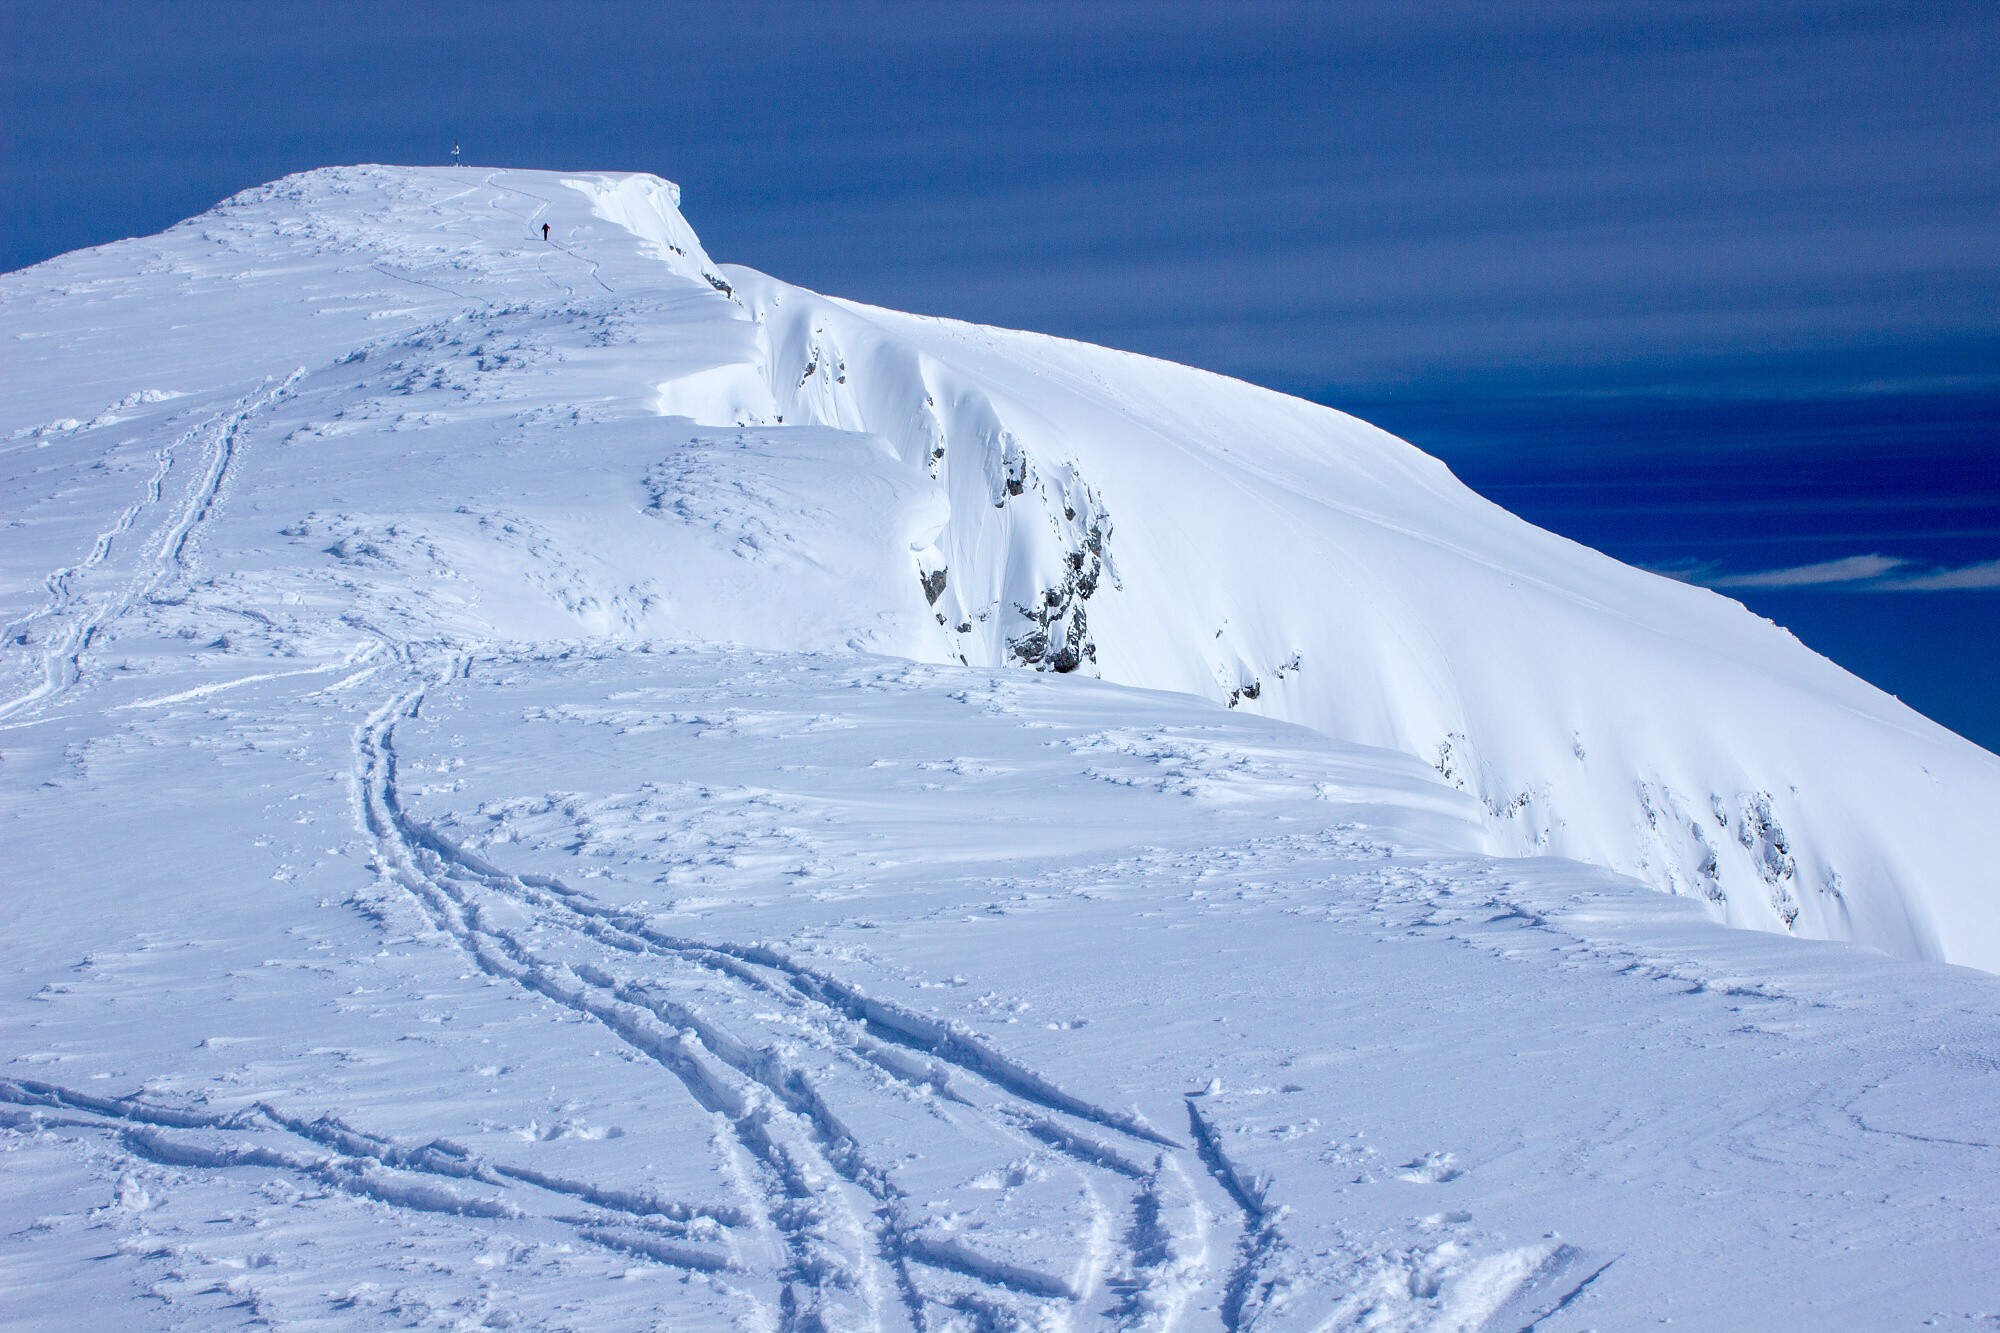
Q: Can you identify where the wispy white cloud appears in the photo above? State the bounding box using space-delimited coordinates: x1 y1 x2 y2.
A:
1709 554 1905 589
1878 559 2000 591
1702 554 2000 592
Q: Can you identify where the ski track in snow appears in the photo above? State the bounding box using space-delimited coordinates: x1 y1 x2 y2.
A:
0 1075 740 1270
487 171 615 295
337 646 1257 1328
1 371 303 725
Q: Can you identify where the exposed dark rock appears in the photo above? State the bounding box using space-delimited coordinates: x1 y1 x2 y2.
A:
1008 515 1108 674
1740 791 1800 927
1001 438 1028 499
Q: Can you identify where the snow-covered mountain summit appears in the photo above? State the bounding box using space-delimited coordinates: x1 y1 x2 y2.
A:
8 165 2000 1328
10 164 1988 965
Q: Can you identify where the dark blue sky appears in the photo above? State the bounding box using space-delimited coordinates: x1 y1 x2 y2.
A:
6 1 1996 746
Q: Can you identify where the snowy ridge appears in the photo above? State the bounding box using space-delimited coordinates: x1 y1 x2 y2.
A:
2 167 1994 955
33 162 1970 966
6 166 2000 1327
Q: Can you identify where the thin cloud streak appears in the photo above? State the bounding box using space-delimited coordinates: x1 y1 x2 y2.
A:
1709 554 1905 587
1705 554 2000 591
1883 560 2000 591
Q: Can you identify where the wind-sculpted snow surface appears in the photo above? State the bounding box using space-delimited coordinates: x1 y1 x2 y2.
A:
5 165 1994 967
5 167 2000 1328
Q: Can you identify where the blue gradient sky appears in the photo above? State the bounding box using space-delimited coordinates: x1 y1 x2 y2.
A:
6 1 1996 746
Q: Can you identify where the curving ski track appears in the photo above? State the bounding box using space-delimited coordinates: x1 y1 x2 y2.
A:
0 1076 741 1274
0 372 304 725
332 648 1277 1328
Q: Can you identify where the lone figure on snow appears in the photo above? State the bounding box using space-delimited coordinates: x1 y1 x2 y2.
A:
542 223 550 241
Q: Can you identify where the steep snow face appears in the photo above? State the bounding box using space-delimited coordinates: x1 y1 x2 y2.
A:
3 165 1996 971
729 277 2000 965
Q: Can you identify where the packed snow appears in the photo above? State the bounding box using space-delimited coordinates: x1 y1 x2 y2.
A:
4 166 1998 1329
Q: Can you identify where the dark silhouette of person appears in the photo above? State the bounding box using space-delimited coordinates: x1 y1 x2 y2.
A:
542 223 550 241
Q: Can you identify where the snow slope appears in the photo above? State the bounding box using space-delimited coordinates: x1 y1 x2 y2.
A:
10 165 1991 966
4 166 2000 1328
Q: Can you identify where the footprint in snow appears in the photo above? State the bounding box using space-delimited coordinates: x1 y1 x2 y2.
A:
1398 1151 1463 1183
